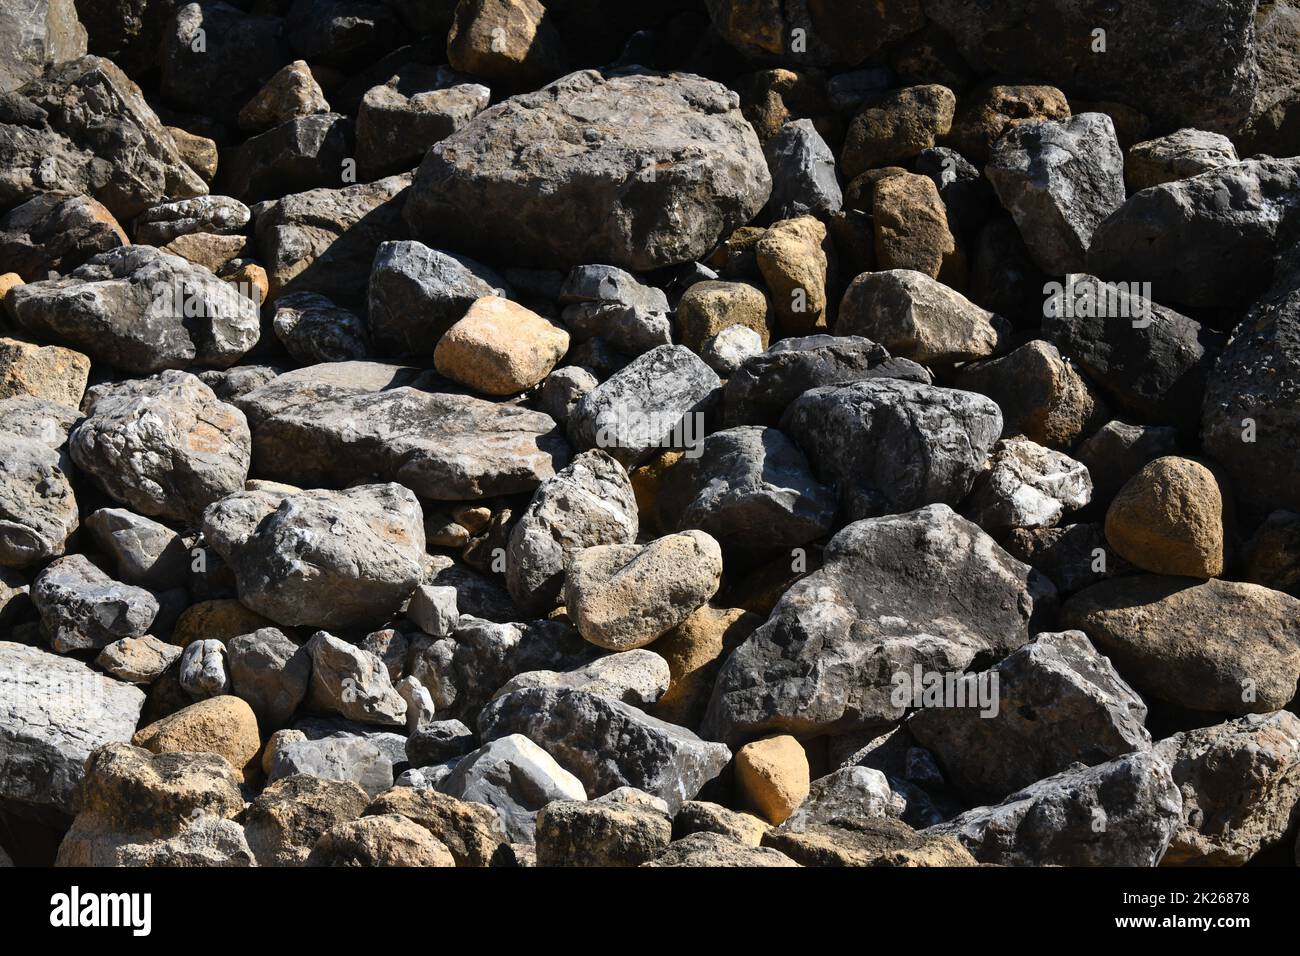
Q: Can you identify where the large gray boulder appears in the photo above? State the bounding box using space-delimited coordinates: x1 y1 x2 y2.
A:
703 504 1042 746
505 449 638 617
908 631 1151 802
1088 158 1300 310
478 687 732 813
985 113 1126 275
0 641 145 821
780 379 1002 521
6 246 260 373
925 750 1182 867
70 371 251 523
0 0 86 94
202 483 425 631
405 69 771 271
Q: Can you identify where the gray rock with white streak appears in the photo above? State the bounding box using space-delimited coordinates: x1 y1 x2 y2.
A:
6 246 259 373
272 292 370 364
963 437 1092 533
70 370 251 523
134 195 251 245
0 398 79 568
202 483 425 631
179 639 230 699
925 750 1182 867
478 687 731 812
505 449 638 616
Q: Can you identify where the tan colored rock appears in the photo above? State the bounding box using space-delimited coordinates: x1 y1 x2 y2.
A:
95 635 183 684
651 604 761 728
872 172 959 281
955 339 1104 449
735 734 810 824
949 85 1072 163
447 0 564 88
1126 128 1238 192
365 786 512 867
763 818 978 866
238 60 331 133
738 68 833 142
222 260 269 306
673 800 770 847
643 830 801 866
244 478 301 495
132 695 262 783
756 217 829 336
0 273 23 301
167 126 219 184
675 280 772 352
243 773 370 866
172 599 274 647
435 296 569 396
161 232 250 274
629 450 682 530
565 530 724 651
0 337 90 408
307 813 456 866
1105 457 1225 578
841 84 956 177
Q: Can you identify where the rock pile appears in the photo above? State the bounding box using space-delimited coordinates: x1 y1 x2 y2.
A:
0 0 1298 870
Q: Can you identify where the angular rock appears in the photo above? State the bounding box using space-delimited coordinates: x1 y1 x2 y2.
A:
272 292 370 364
71 371 250 523
243 773 370 867
357 71 489 178
6 246 260 373
837 269 1007 370
780 379 1002 520
405 719 475 768
872 171 960 281
435 296 569 396
925 751 1181 867
985 113 1126 274
948 84 1071 164
202 483 424 630
964 437 1092 533
438 733 587 842
0 642 145 820
1074 420 1180 502
265 730 396 797
237 60 331 133
841 85 955 178
735 735 810 825
763 119 842 220
447 0 565 89
1063 576 1300 715
364 785 511 867
535 797 672 867
704 504 1039 745
304 630 407 727
96 635 183 685
704 0 923 67
1126 128 1239 192
85 508 189 590
756 216 828 336
218 111 351 204
478 687 731 812
675 280 771 353
0 0 86 94
405 70 771 271
764 816 974 867
0 336 89 409
645 830 799 867
505 449 637 615
673 800 770 847
0 401 78 568
0 192 126 280
492 650 670 710
135 195 251 246
33 554 158 653
700 325 764 377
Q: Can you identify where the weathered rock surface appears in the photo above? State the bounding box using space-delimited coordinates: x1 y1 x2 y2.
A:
243 774 370 867
963 437 1092 533
33 554 158 653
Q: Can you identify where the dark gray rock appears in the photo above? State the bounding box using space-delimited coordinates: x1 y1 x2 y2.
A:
405 69 771 271
703 504 1040 746
1002 523 1134 596
723 334 930 428
70 371 251 523
657 425 836 550
367 240 509 358
909 631 1151 802
1074 420 1180 503
567 345 719 467
218 112 352 204
406 719 475 768
202 483 425 631
228 627 311 730
272 292 370 364
780 379 1002 521
0 641 144 821
32 553 158 653
985 113 1126 275
1088 158 1300 310
926 750 1182 867
538 366 598 424
506 449 638 616
704 0 923 67
85 509 189 591
559 264 672 358
357 71 489 178
0 192 126 281
915 146 996 243
6 246 260 373
763 119 842 221
1201 240 1300 513
478 687 731 813
284 0 402 67
1044 275 1219 434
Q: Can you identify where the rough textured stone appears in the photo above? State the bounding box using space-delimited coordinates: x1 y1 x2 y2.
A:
479 688 731 813
243 773 370 867
948 84 1071 164
227 627 310 730
406 70 771 271
492 650 670 710
32 554 158 653
218 112 351 204
357 71 489 179
264 730 396 797
651 605 762 730
85 508 188 591
0 642 145 820
704 0 924 67
780 379 1002 521
763 119 841 220
95 635 182 685
0 192 126 281
179 639 229 699
6 246 260 374
535 797 672 867
673 800 770 847
0 0 86 94
364 785 512 867
565 530 723 651
756 216 828 336
438 733 587 843
135 195 250 246
926 751 1182 867
675 281 771 352
985 113 1126 274
0 337 88 410
1075 420 1181 503
1105 457 1225 578
304 630 407 727
841 85 955 178
871 172 960 281
435 296 569 396
837 270 1006 370
132 695 261 783
71 371 249 523
735 735 810 825
963 437 1092 533
1155 711 1300 866
1063 576 1300 715
704 504 1039 745
237 60 331 133
307 813 455 866
0 398 79 568
764 816 974 867
272 292 370 364
1126 128 1239 192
